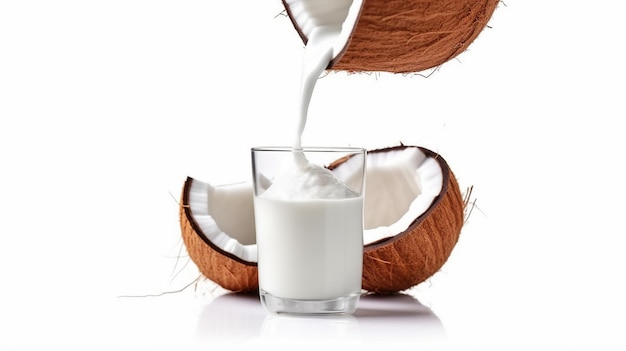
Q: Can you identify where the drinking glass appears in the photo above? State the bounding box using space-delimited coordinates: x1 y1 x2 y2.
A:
251 147 366 315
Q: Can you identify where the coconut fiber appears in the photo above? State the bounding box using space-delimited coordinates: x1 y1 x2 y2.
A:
322 0 499 73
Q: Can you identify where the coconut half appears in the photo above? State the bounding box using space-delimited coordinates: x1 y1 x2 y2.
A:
179 145 464 294
281 0 499 73
180 180 258 292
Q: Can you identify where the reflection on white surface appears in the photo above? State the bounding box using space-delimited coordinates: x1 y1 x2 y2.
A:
261 314 360 344
194 293 265 345
354 293 446 341
194 292 445 346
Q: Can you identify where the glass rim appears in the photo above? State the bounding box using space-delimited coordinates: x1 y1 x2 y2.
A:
251 146 366 153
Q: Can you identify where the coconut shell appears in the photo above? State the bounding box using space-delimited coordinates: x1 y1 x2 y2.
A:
283 0 499 73
359 147 464 294
179 177 258 293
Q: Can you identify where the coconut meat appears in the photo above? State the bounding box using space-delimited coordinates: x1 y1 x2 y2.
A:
188 180 257 263
361 148 443 244
283 0 363 61
187 147 443 263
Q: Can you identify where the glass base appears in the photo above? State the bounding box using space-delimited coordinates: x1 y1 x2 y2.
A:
260 289 360 315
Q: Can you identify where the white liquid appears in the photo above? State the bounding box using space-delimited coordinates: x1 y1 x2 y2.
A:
255 196 363 300
294 24 342 149
255 2 362 303
256 162 363 300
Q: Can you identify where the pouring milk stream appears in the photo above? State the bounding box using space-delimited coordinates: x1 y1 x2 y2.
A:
253 12 364 310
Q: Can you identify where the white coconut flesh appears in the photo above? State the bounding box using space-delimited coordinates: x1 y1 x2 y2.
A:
186 147 443 264
187 181 257 262
283 0 363 63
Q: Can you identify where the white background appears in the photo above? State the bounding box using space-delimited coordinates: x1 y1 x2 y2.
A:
1 0 625 350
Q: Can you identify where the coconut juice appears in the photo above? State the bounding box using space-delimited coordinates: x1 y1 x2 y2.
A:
254 156 364 308
254 8 363 311
255 195 363 300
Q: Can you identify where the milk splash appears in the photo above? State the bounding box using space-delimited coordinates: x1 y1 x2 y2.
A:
261 159 359 200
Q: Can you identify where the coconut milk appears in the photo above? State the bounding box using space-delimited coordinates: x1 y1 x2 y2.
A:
255 196 363 300
255 155 364 305
254 14 363 311
293 24 342 149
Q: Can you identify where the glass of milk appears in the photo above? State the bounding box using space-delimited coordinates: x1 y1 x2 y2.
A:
251 147 366 315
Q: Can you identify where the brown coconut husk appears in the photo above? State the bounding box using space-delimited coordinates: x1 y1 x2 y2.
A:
283 0 499 73
359 147 464 293
179 178 258 293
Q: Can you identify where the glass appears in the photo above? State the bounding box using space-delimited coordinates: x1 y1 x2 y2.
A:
251 147 366 315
